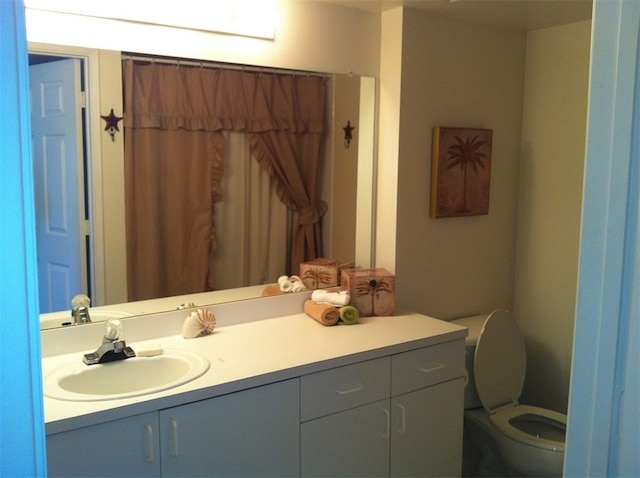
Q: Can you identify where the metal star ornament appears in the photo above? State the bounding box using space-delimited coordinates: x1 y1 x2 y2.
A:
101 108 123 141
343 120 355 148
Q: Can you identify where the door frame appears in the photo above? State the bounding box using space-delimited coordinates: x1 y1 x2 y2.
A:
565 0 640 475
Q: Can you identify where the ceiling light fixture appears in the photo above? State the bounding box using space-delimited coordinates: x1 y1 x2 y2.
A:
24 0 278 40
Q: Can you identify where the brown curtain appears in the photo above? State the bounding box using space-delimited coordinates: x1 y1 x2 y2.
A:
245 73 328 272
124 129 224 300
250 131 327 273
122 59 326 301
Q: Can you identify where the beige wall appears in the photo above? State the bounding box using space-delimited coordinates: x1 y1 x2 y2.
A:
375 7 404 272
96 50 127 305
515 20 591 413
384 11 589 413
326 75 361 261
393 8 526 320
25 1 381 78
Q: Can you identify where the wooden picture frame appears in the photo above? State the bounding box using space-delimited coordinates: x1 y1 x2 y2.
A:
430 126 493 218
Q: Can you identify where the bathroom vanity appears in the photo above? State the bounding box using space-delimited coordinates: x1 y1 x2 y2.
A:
41 294 467 477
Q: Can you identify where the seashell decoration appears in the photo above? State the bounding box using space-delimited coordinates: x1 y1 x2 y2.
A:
182 308 216 339
177 302 197 310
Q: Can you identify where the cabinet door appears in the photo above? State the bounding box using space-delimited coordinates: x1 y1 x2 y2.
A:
301 399 390 477
160 379 299 477
390 377 464 477
46 412 160 478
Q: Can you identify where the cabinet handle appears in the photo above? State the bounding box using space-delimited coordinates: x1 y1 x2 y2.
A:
336 383 364 395
170 418 179 457
396 404 406 434
420 362 446 374
382 408 390 439
145 424 154 463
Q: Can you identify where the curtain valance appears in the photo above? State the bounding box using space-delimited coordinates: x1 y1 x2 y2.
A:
122 59 326 134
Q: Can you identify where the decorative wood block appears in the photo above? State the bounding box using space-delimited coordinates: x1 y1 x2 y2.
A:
340 268 396 317
300 258 355 289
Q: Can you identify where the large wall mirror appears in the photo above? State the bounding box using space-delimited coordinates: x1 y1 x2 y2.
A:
30 43 376 330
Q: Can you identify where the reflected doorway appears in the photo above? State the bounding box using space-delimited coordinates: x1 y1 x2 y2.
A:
29 54 92 313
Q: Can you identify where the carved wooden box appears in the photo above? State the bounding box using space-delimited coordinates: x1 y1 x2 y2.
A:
340 268 396 317
300 258 355 290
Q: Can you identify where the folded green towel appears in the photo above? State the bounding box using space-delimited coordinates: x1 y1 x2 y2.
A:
339 305 360 325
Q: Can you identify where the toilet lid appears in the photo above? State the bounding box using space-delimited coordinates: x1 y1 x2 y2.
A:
474 309 526 413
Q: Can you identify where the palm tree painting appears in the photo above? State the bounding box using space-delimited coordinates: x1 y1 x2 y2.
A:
430 127 493 218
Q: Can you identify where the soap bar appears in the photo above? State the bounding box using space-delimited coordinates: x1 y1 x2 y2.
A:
136 344 163 357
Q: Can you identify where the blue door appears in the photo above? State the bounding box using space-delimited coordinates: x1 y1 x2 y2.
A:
30 58 86 313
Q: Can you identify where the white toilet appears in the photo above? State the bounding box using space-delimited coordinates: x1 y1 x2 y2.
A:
452 309 566 477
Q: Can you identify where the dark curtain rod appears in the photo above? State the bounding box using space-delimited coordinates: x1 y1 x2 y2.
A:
121 53 330 80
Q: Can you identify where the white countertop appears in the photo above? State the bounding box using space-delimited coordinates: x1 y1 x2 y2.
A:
42 305 467 435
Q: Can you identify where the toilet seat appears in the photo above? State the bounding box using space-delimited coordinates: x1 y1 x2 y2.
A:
489 404 566 452
473 309 526 413
473 310 566 452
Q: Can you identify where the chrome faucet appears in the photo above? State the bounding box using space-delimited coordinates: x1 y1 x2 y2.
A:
83 319 136 365
71 294 92 325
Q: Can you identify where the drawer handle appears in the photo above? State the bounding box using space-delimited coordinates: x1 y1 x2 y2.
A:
382 408 390 439
420 362 446 374
336 384 365 395
170 418 179 457
145 424 154 463
396 404 406 434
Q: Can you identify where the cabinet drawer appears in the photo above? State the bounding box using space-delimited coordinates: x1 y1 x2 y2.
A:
301 357 390 422
391 339 465 396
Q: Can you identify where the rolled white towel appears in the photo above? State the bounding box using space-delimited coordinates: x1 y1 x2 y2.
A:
291 282 308 292
278 275 294 292
289 275 308 292
311 289 350 306
278 275 308 293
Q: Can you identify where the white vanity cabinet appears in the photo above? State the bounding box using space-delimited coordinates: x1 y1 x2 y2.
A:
300 339 465 477
300 357 392 476
47 379 299 478
47 411 161 477
389 341 465 476
159 378 300 477
43 310 468 477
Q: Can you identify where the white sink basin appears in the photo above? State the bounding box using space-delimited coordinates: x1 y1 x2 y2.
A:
43 349 210 401
40 309 133 330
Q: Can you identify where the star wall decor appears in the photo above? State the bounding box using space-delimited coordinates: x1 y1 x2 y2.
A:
100 108 123 141
343 120 355 148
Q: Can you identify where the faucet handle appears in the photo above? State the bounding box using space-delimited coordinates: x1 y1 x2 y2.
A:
71 294 91 309
104 319 123 341
83 318 135 365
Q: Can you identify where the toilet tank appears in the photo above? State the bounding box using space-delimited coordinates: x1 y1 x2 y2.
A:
451 313 489 409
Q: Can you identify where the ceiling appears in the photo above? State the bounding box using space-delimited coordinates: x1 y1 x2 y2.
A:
319 0 593 32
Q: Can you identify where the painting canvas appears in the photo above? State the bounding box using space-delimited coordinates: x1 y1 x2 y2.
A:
430 127 493 218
